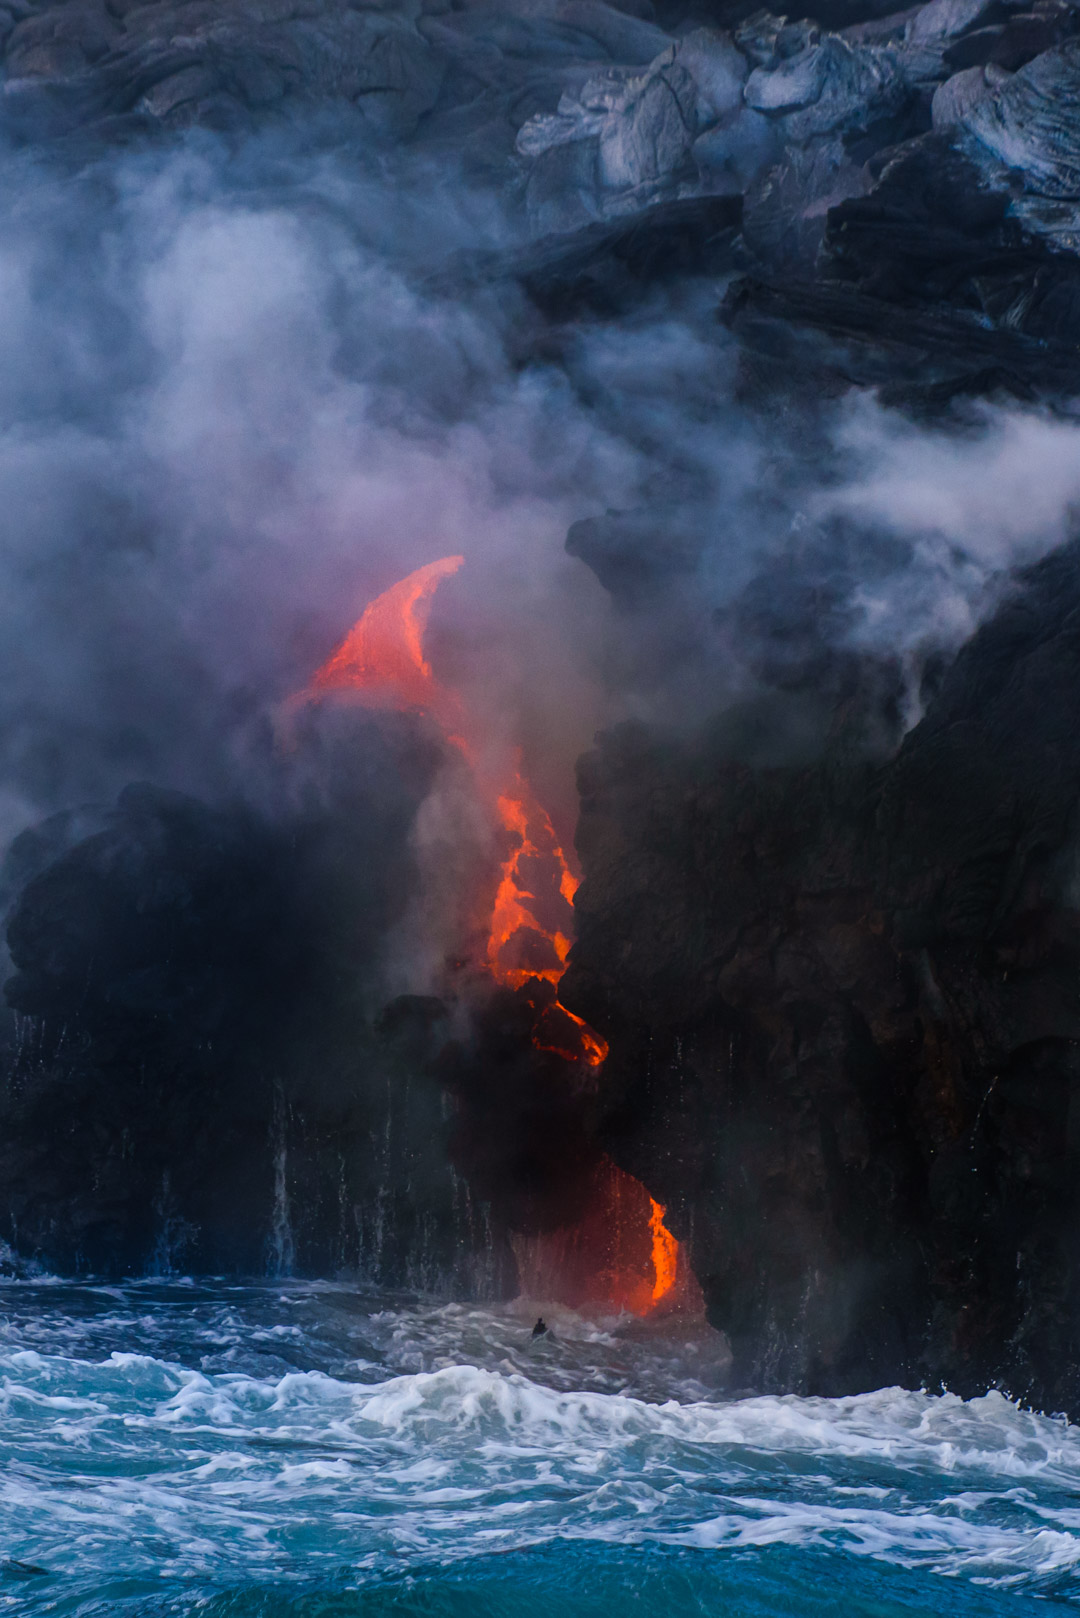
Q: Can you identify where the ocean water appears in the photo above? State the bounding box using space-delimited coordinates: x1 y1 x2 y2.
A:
0 1280 1077 1617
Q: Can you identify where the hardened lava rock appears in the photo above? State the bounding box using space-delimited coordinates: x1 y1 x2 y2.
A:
562 537 1080 1413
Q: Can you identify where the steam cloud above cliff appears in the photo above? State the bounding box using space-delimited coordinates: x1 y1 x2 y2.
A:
0 122 1077 885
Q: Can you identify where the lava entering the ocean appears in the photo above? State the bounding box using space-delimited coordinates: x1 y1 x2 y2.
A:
293 556 683 1313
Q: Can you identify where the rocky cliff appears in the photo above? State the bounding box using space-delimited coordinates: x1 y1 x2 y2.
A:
2 0 1080 1410
564 537 1080 1412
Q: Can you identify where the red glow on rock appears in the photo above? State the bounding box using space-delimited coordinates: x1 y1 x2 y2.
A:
512 1160 697 1316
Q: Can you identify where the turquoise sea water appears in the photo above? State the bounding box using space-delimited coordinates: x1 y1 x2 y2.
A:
1 1280 1077 1617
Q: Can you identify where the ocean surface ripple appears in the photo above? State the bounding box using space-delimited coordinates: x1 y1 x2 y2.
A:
0 1278 1076 1617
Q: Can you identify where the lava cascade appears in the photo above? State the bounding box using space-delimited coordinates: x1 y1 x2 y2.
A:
294 556 684 1313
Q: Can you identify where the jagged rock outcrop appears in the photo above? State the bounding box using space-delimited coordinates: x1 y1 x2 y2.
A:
563 537 1080 1411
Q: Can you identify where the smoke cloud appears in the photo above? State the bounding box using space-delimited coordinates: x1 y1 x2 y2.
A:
0 114 1077 988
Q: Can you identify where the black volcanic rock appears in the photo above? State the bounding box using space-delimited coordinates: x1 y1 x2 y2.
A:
0 716 513 1294
439 194 743 320
439 979 611 1236
719 270 1080 405
0 0 449 144
562 538 1080 1412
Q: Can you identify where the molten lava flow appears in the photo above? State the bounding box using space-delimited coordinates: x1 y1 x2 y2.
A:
482 786 607 1063
487 790 568 988
307 554 465 722
296 554 684 1312
511 1163 689 1315
304 560 594 1029
532 1001 608 1068
649 1198 679 1304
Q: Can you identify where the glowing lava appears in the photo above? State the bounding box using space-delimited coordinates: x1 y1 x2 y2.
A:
649 1198 679 1303
309 554 464 717
487 790 569 987
295 555 682 1311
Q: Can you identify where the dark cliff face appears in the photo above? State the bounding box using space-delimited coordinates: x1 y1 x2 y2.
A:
0 705 612 1294
0 711 512 1294
562 539 1080 1411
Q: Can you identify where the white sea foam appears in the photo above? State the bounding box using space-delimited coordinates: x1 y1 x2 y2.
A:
1 1281 1078 1605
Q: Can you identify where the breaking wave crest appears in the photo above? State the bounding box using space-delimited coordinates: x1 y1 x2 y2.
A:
1 1281 1078 1615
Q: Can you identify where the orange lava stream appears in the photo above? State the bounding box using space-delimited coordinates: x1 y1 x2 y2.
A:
294 555 678 1308
649 1198 679 1303
487 790 565 989
533 1003 609 1068
309 554 464 718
